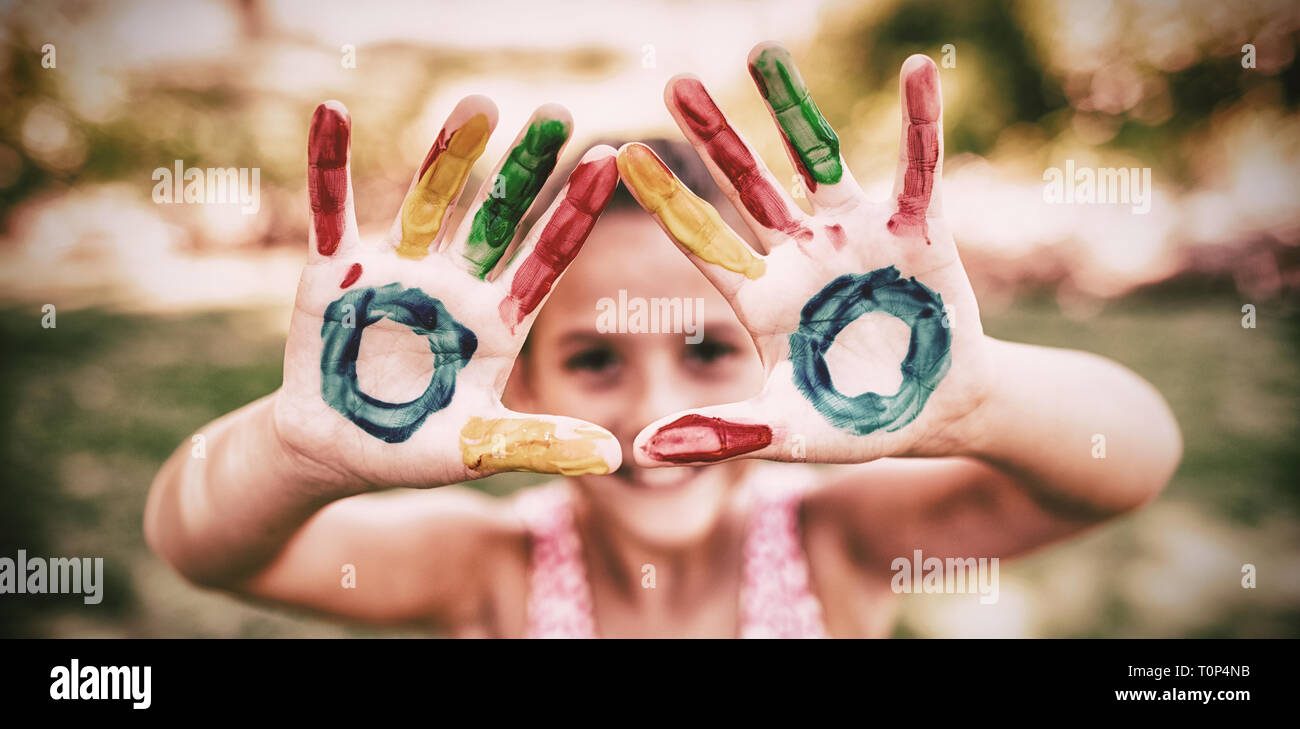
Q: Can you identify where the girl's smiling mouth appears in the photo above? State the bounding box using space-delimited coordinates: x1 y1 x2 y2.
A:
610 464 700 490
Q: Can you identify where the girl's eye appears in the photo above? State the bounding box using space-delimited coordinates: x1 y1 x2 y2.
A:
564 346 619 373
686 338 738 366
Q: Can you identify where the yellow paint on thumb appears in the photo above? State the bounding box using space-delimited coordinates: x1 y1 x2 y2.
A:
460 416 612 475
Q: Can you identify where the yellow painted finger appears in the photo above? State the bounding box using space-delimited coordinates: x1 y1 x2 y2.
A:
396 114 491 260
460 416 613 476
617 143 766 279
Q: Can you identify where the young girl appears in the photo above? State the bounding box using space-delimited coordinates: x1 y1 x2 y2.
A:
144 45 1182 638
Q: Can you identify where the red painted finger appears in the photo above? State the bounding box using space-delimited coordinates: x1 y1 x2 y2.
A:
498 149 619 331
887 57 942 244
669 77 807 240
642 414 773 464
308 101 352 257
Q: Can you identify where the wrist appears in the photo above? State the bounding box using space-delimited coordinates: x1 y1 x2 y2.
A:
944 336 1014 461
260 393 368 499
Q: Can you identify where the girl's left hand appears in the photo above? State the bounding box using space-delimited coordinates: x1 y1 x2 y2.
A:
620 43 996 466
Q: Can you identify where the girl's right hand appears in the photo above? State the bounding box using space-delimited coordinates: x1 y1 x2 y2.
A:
273 97 623 493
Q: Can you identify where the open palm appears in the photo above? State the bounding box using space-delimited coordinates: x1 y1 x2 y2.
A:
274 97 622 489
623 45 995 466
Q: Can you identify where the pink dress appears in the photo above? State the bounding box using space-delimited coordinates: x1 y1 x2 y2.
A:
514 467 829 638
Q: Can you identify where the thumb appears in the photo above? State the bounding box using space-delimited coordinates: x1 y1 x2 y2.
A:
632 401 794 467
458 409 622 478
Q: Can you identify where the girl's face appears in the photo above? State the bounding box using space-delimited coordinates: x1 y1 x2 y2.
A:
504 210 765 546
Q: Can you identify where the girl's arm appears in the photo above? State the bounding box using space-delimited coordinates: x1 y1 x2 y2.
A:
811 338 1182 568
962 339 1182 518
143 395 518 626
144 97 622 627
615 46 1181 564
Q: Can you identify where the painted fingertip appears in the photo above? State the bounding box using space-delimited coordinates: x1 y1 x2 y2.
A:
901 53 939 75
640 414 773 464
517 104 573 165
568 147 620 208
663 72 704 106
316 99 350 119
458 417 621 476
616 143 676 198
901 54 942 122
593 427 624 474
450 94 500 128
746 40 788 67
669 76 724 137
579 143 618 163
566 151 620 207
309 101 351 168
530 102 574 130
309 101 352 257
748 43 807 106
615 141 647 159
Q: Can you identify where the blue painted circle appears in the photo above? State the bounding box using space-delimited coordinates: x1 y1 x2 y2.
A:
789 266 951 435
319 283 477 443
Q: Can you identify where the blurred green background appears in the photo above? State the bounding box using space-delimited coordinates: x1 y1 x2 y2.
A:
1 0 1297 637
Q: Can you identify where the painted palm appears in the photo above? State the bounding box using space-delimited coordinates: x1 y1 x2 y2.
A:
275 98 623 488
623 44 996 466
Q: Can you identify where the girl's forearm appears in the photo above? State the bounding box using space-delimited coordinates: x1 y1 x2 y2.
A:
955 338 1182 516
143 394 350 587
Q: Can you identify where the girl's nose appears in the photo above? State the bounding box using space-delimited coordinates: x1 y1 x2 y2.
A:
626 347 697 431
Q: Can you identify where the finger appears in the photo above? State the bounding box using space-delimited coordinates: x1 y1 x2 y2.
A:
664 75 813 251
632 404 792 467
307 100 360 261
390 96 497 260
459 411 623 477
747 42 859 210
886 54 944 244
446 104 573 280
496 145 619 334
616 142 766 301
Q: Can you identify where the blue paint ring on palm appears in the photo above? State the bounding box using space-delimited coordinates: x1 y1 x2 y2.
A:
789 266 951 435
320 283 477 443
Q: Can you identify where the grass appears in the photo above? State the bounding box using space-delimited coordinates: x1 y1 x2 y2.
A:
0 287 1295 637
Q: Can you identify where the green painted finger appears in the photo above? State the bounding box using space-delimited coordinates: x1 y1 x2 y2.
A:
463 118 570 278
748 46 842 190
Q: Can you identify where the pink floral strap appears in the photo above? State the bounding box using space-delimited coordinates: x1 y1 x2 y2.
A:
516 486 597 639
739 478 829 639
516 469 828 638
